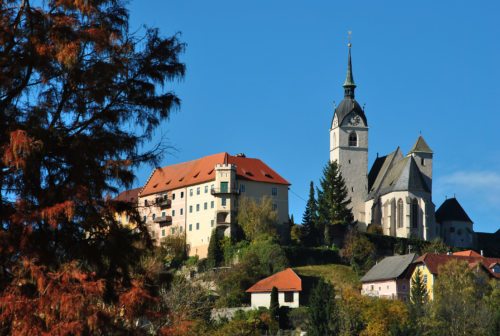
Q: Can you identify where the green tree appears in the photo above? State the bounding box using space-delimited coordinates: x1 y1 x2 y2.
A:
270 286 280 323
207 229 223 268
420 238 449 255
237 196 278 241
317 161 353 245
308 279 339 336
342 232 376 274
0 0 184 332
302 181 319 246
425 259 491 336
408 268 428 335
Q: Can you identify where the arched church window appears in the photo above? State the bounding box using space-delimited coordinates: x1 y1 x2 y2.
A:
411 199 419 228
349 132 357 147
397 199 404 228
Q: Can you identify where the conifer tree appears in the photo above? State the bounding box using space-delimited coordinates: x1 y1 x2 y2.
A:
270 286 280 322
408 268 428 335
308 279 339 336
0 0 185 333
207 229 223 268
301 181 319 246
317 161 353 245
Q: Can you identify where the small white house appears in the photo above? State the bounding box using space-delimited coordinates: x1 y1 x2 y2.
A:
246 268 302 309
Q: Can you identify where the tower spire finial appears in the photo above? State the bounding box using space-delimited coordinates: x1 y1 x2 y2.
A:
343 31 356 98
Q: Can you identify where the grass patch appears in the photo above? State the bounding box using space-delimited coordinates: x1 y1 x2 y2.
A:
294 264 360 305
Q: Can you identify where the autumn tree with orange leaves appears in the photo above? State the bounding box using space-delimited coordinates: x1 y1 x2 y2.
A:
0 0 184 334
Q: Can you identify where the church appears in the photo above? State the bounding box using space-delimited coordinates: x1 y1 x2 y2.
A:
330 43 476 247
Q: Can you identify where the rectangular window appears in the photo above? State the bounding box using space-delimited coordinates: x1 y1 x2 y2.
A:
179 226 183 233
144 199 149 206
284 292 293 303
196 223 200 230
196 204 200 212
272 203 278 211
190 189 193 196
143 215 146 222
172 193 175 200
211 200 214 208
161 229 165 237
189 205 193 213
221 197 227 206
162 211 166 217
204 202 207 210
211 220 214 227
181 191 184 198
152 213 156 220
240 184 245 192
180 208 183 215
196 187 200 195
171 228 175 234
189 224 192 231
450 227 455 233
172 210 175 217
423 274 428 285
272 187 277 196
220 181 228 193
205 185 208 193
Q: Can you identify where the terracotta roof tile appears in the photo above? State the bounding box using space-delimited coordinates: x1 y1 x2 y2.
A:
453 250 482 257
140 152 290 197
246 268 302 293
415 253 500 279
115 187 142 204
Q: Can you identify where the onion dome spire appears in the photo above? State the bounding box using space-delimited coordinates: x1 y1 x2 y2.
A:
343 41 356 98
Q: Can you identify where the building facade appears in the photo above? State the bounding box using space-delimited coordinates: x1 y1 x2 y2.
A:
136 152 290 258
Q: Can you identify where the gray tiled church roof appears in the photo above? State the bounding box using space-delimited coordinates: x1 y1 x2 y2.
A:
361 253 417 282
436 198 473 223
367 151 429 199
409 136 433 154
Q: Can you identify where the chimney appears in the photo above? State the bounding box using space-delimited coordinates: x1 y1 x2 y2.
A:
480 250 484 256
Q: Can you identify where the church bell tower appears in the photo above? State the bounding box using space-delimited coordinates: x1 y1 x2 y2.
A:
329 42 369 227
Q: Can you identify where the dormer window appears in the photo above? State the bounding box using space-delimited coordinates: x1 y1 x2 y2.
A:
349 131 358 147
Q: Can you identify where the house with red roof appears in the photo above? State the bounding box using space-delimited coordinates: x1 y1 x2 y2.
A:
117 152 290 258
246 268 302 309
410 250 500 299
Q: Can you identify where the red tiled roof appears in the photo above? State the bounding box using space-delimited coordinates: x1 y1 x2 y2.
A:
115 187 142 204
246 268 302 293
415 253 500 279
140 152 290 197
453 250 482 257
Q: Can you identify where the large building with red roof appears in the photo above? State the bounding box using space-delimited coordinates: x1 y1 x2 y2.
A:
133 152 290 257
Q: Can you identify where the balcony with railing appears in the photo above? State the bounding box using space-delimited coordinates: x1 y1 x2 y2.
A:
154 215 172 227
156 198 171 209
211 187 240 196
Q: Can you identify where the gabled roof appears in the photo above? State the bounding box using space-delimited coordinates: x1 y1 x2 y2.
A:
409 135 433 154
361 253 417 283
246 268 302 293
115 187 142 204
367 147 403 197
140 152 290 197
368 152 429 199
436 198 473 224
415 253 500 279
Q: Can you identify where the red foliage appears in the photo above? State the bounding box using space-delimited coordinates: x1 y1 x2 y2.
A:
2 130 42 170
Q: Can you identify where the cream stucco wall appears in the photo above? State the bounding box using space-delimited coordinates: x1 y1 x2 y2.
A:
366 191 436 241
250 291 300 309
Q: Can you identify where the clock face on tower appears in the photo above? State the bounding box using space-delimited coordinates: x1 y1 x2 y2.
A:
349 114 361 126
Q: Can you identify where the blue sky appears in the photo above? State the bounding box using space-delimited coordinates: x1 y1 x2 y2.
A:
128 0 500 233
